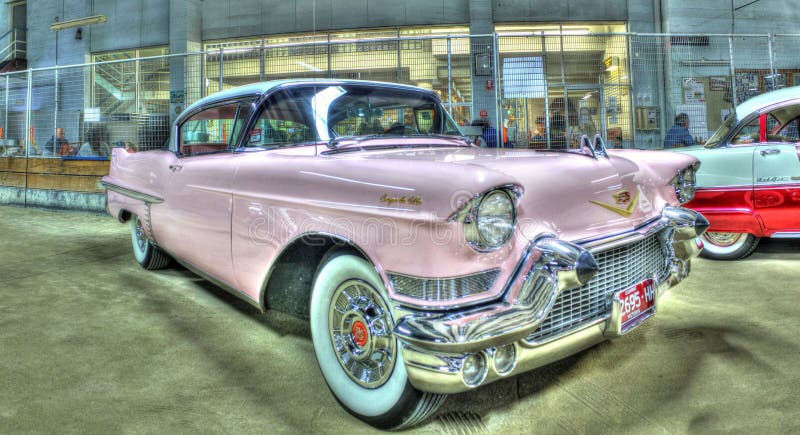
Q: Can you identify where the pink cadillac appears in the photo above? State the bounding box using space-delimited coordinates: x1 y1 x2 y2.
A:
102 80 708 429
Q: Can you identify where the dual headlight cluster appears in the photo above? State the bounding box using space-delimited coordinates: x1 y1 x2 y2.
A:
671 163 699 204
455 188 517 251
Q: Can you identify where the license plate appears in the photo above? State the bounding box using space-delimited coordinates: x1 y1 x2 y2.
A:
615 278 656 334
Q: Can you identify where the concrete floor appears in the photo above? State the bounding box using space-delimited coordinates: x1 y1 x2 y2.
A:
1 205 799 434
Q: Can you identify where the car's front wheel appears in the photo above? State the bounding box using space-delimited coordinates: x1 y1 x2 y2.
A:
130 215 171 270
310 253 446 430
700 232 760 260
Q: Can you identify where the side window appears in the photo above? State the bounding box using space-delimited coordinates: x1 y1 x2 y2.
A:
779 118 800 142
180 101 250 156
244 91 315 149
731 118 760 145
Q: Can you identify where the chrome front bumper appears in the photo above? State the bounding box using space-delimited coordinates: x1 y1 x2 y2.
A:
394 206 707 394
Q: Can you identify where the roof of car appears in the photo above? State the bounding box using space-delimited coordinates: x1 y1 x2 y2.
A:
181 79 436 118
736 85 800 119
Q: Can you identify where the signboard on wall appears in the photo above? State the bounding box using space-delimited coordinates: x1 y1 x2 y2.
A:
84 107 101 122
502 57 545 98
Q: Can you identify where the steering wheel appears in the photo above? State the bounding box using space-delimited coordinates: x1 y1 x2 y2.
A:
385 124 419 135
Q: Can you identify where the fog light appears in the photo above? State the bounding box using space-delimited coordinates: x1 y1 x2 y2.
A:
493 344 517 375
462 352 488 387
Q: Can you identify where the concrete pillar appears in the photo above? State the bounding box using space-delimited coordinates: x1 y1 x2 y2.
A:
469 0 497 129
169 0 202 123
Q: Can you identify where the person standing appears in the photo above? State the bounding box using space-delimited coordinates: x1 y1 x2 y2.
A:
663 113 696 148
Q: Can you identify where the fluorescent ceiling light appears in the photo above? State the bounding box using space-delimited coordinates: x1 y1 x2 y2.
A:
51 15 107 31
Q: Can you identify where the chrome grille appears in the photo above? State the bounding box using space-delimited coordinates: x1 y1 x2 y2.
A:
526 231 671 343
388 269 500 302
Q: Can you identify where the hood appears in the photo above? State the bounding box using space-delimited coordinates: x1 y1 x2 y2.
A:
316 143 696 241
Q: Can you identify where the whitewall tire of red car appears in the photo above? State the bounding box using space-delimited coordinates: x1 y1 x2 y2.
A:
130 215 171 270
310 253 446 430
700 232 760 260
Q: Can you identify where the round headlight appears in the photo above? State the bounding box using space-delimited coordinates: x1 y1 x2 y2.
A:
475 190 515 250
673 166 697 204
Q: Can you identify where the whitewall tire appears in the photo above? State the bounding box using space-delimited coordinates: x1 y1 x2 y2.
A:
130 215 171 270
310 253 445 430
700 232 760 260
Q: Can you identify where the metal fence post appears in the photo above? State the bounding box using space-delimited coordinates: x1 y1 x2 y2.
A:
4 75 8 137
767 33 776 81
542 31 551 149
627 33 636 147
493 33 501 147
396 28 402 82
135 55 141 113
25 69 32 157
218 47 223 92
259 45 265 82
447 37 453 116
54 68 59 137
559 27 568 146
327 34 332 78
729 36 738 111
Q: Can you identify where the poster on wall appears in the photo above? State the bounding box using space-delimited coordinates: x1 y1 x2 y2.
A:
734 72 760 103
682 78 705 104
764 74 786 91
709 77 727 91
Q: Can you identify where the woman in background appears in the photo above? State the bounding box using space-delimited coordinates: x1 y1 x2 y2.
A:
77 125 111 158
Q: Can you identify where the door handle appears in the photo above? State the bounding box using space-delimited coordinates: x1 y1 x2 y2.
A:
169 164 183 172
760 148 781 156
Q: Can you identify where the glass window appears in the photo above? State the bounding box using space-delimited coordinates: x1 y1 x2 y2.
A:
731 117 760 145
242 84 459 150
243 90 315 149
180 101 251 156
778 117 800 142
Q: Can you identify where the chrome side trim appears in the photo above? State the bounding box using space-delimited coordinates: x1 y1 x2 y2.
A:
102 180 164 204
771 232 800 239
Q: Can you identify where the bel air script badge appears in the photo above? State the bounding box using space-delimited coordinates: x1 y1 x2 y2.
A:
590 189 640 217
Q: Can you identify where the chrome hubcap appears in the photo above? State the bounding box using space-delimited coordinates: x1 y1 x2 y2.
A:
704 232 742 247
329 279 395 388
134 219 148 252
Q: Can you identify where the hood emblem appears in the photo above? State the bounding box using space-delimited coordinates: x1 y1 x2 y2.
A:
590 190 640 217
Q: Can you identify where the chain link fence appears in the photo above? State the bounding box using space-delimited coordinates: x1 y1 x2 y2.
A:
1 32 800 159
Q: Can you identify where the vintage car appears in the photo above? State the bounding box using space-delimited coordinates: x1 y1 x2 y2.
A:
102 79 708 430
676 86 800 260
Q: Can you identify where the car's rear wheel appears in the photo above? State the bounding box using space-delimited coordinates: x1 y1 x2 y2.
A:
700 232 760 260
130 215 171 270
310 253 446 430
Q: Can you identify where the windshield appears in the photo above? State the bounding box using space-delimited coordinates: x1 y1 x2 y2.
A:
243 84 462 149
704 113 737 148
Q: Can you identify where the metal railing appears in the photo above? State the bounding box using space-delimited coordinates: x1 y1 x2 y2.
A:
0 27 26 64
1 31 800 160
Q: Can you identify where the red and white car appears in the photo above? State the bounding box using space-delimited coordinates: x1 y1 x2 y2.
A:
102 79 707 429
677 86 800 259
